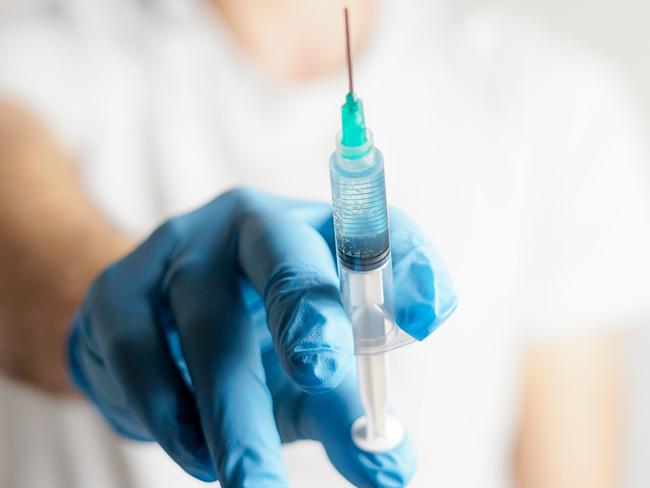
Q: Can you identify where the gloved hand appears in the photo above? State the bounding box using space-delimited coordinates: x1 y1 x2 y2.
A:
68 187 457 487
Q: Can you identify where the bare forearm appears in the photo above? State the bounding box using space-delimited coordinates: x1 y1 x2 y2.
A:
514 334 621 488
0 101 132 395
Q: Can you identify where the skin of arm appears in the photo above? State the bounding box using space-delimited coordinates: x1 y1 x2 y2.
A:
0 100 133 395
514 334 622 488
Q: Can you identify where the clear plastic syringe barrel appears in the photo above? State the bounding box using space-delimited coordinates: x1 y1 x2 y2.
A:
330 131 408 451
330 132 413 355
330 142 390 271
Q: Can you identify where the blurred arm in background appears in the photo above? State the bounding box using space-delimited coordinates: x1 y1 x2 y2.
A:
514 335 621 488
504 39 650 485
0 100 132 395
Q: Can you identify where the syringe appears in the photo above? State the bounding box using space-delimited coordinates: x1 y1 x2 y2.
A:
329 8 413 452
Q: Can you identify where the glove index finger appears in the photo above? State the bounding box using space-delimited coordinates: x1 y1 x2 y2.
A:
237 207 354 394
166 262 289 487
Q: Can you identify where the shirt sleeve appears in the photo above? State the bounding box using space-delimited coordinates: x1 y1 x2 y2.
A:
0 3 93 153
516 60 650 342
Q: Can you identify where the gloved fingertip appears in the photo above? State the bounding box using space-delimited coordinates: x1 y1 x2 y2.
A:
394 245 458 341
288 349 352 394
172 438 215 482
175 447 216 481
270 278 355 392
400 294 458 341
365 436 416 487
374 468 413 488
182 464 217 483
335 434 416 488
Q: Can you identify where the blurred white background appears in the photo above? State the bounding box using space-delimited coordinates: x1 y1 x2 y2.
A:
484 0 650 486
490 0 650 117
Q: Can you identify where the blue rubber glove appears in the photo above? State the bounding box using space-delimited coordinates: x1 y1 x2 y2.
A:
68 188 457 487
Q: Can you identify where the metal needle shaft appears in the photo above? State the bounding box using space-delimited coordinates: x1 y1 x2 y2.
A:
344 7 354 94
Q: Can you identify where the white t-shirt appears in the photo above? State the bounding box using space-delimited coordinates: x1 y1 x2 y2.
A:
1 1 650 487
